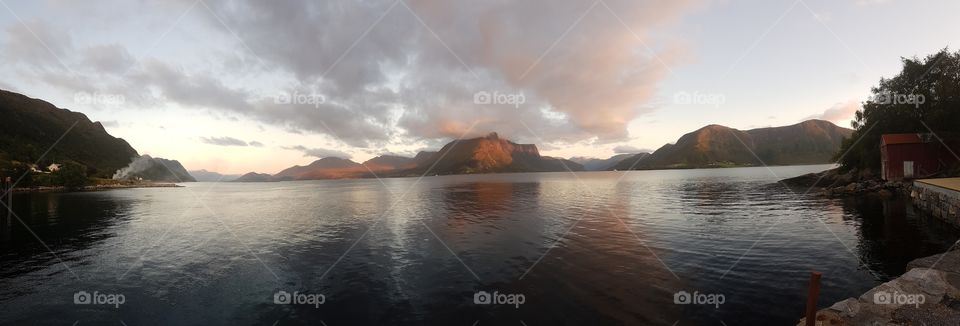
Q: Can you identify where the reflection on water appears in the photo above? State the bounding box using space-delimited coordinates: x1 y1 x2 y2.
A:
0 165 957 325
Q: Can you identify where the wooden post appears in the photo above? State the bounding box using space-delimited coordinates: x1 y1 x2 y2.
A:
805 271 822 326
4 176 11 218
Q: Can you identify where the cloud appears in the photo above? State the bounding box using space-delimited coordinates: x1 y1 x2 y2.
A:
806 101 861 125
201 136 253 146
2 19 72 69
613 145 651 154
99 120 120 128
81 44 135 74
3 0 702 149
283 145 352 159
249 141 264 147
855 0 891 6
193 0 700 144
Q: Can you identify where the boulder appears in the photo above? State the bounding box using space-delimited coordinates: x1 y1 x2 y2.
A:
845 183 860 193
878 189 894 199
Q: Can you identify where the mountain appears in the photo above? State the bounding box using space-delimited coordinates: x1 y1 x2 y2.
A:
274 157 365 180
412 151 438 166
611 120 853 170
403 132 584 175
266 133 583 180
0 89 138 178
362 155 417 171
233 172 275 182
113 155 196 182
571 153 639 171
189 169 241 182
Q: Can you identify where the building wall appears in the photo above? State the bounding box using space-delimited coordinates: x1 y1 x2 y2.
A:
882 143 944 181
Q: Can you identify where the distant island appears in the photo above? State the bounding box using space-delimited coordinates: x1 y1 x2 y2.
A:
232 123 852 182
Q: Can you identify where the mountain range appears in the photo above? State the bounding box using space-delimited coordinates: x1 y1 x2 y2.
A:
234 122 852 182
1 89 854 183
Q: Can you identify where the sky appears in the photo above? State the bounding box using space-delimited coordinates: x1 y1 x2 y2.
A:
0 0 957 174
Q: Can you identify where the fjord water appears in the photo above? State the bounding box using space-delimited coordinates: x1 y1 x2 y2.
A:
1 165 958 325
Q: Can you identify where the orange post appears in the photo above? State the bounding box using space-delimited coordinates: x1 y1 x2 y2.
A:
805 272 822 326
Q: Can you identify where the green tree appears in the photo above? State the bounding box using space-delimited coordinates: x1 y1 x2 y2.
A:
55 163 89 190
836 48 960 171
0 164 34 188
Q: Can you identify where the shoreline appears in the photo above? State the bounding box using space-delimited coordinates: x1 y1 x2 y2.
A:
7 182 182 194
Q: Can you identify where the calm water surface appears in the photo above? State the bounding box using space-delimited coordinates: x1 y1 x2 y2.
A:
1 165 958 325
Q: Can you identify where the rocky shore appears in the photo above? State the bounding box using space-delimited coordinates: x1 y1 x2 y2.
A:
798 249 960 325
781 168 911 198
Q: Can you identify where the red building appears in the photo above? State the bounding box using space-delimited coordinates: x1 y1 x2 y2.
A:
880 133 955 181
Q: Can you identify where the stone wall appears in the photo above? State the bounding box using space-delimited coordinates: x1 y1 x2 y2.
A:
912 182 960 227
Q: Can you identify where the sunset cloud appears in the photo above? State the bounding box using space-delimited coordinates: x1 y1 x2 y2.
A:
807 101 861 127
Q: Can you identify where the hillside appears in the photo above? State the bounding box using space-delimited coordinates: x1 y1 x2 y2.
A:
0 89 138 178
611 120 853 170
404 132 584 175
362 155 417 171
113 155 197 182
